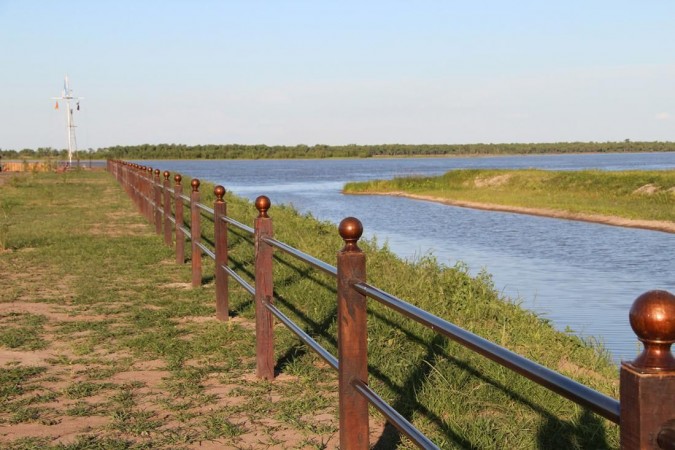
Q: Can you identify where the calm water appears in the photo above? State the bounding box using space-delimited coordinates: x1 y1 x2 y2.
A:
141 153 675 363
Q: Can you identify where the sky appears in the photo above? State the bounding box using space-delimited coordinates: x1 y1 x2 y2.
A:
1 0 675 150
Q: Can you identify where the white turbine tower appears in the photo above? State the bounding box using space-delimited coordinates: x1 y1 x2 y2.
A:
52 76 83 166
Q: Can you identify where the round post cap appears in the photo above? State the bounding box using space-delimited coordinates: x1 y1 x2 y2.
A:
339 217 363 252
255 195 271 218
163 170 170 180
191 178 200 192
214 185 226 202
174 174 182 184
629 290 675 371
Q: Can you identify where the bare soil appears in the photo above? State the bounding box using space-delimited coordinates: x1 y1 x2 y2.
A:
0 176 389 448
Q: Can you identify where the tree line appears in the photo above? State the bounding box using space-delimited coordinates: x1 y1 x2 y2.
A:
2 141 675 160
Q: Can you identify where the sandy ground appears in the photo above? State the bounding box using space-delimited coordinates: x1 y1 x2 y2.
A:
346 191 675 234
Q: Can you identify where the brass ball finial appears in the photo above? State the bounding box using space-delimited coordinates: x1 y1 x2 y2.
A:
214 185 226 202
163 170 170 180
629 290 675 371
191 178 200 192
154 169 160 176
147 166 153 173
255 195 271 218
174 174 182 184
338 217 363 252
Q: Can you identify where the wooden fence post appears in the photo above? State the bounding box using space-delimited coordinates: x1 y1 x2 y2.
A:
154 169 162 235
163 171 172 246
146 167 153 223
134 165 142 214
174 174 185 264
151 169 162 234
337 217 369 449
214 185 229 321
620 290 675 449
254 195 275 380
135 165 142 214
190 178 202 287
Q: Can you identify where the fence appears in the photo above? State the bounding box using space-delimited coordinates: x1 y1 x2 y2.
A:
107 159 675 450
0 160 83 172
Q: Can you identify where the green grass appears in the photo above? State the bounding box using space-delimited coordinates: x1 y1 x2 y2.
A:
0 313 48 350
0 169 625 449
344 168 675 222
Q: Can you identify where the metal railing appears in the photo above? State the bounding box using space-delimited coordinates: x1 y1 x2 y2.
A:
107 159 675 450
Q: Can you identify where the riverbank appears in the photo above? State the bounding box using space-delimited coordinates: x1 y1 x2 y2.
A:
347 191 675 234
1 171 620 448
344 169 675 233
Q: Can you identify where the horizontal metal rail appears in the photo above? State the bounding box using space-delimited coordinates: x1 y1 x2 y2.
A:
264 302 339 371
197 203 214 215
165 187 175 195
263 236 338 277
352 379 439 450
179 225 191 236
168 216 176 224
222 216 254 234
179 194 190 203
196 241 215 260
353 282 621 424
222 265 255 296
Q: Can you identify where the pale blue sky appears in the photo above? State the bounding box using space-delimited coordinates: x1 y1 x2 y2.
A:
1 0 674 150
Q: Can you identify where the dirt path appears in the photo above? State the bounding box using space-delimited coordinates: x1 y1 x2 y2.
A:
1 173 370 449
347 191 675 234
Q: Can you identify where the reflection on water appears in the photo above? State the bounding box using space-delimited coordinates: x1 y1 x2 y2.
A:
143 153 675 363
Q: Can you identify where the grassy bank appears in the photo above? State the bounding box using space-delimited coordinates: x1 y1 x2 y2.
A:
344 169 675 224
0 170 622 448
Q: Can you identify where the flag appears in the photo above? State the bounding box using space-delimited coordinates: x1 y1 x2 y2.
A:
54 101 59 110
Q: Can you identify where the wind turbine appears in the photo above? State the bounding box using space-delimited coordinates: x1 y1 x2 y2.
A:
52 76 83 166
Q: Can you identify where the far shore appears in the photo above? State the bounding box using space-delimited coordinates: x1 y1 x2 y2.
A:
345 190 675 234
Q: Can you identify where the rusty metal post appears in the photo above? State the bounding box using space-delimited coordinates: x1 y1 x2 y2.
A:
190 178 202 287
163 171 172 246
620 290 675 449
337 217 369 449
174 174 185 264
214 186 229 321
254 195 275 380
154 169 162 234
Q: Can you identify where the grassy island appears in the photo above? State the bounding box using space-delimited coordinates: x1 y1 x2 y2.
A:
0 170 623 448
344 169 675 233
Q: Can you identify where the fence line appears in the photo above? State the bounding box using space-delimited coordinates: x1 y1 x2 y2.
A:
107 159 675 450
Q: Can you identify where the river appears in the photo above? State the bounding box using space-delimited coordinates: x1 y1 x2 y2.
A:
140 152 675 363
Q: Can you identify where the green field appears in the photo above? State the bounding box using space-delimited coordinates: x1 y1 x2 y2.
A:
344 169 675 223
0 170 623 448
